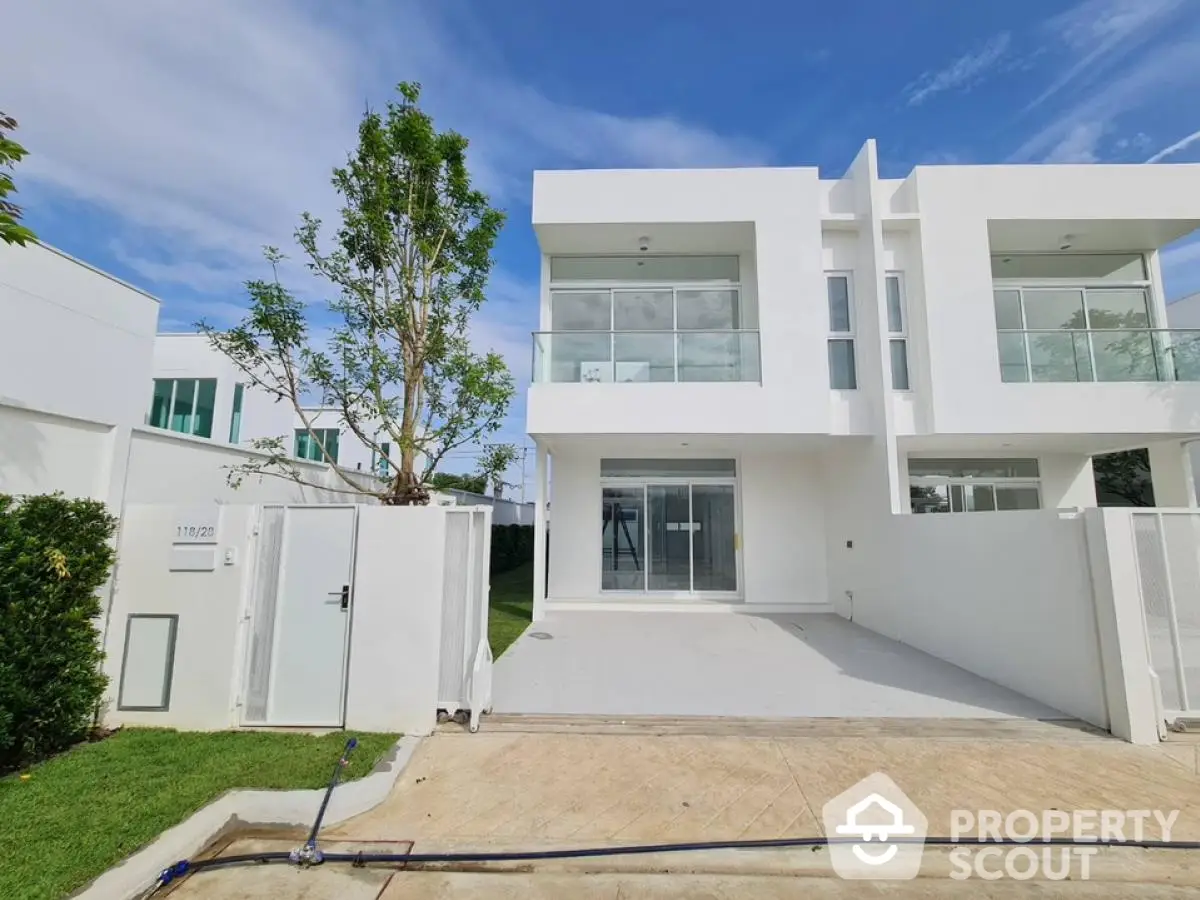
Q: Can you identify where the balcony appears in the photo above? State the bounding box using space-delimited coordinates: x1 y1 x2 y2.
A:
997 328 1200 383
532 330 762 384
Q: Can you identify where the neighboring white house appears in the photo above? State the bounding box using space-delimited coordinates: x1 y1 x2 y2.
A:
526 140 1200 618
151 333 396 477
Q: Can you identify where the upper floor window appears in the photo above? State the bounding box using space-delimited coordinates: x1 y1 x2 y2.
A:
886 274 910 390
148 378 217 438
991 253 1157 383
827 274 857 389
374 441 392 476
909 458 1041 514
228 384 244 444
295 428 340 464
537 255 758 384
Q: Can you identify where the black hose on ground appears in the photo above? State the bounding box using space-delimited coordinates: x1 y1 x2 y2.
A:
143 834 1200 894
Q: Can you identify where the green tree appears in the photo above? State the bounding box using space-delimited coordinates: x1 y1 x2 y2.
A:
429 471 487 494
477 442 519 500
203 83 513 504
0 112 36 246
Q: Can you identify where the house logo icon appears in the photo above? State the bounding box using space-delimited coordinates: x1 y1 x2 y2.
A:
821 772 928 880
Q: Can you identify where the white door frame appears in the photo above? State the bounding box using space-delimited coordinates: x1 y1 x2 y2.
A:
599 475 742 600
239 504 360 727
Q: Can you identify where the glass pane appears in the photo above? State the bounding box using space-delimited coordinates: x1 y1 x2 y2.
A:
602 487 645 590
677 289 738 330
996 486 1041 510
294 431 310 460
827 276 851 332
1086 288 1150 329
613 332 674 382
691 484 737 591
993 290 1023 330
602 459 736 478
228 384 244 443
890 340 910 390
551 291 610 330
909 458 1040 478
1164 332 1200 382
613 290 673 331
828 339 857 389
949 484 966 513
990 253 1145 281
193 379 216 438
149 380 173 429
966 484 996 512
323 429 340 465
648 484 691 591
997 332 1029 382
551 255 739 283
1022 289 1086 330
547 333 612 383
910 484 950 514
886 276 904 333
170 379 196 434
1028 330 1092 382
378 442 391 476
678 332 756 382
1091 330 1160 382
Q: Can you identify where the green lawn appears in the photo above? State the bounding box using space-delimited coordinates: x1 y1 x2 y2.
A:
489 561 533 657
0 727 397 900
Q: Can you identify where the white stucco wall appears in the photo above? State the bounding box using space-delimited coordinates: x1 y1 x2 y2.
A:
103 504 254 730
546 447 831 607
0 242 158 427
912 164 1200 436
0 403 115 499
124 427 376 505
849 509 1109 729
529 167 841 437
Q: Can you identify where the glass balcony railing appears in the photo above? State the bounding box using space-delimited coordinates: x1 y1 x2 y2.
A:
997 328 1200 383
532 330 762 384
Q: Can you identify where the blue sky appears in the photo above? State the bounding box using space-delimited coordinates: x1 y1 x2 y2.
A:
6 0 1200 482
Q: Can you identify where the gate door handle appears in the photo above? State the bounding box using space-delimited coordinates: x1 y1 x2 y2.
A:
327 585 350 610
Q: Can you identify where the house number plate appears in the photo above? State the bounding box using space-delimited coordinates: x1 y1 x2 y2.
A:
172 508 220 544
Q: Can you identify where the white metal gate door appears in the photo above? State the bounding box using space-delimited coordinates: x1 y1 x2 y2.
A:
1132 510 1200 724
242 505 359 727
437 507 493 731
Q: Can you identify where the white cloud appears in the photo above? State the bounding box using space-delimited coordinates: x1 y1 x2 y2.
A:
1030 0 1188 109
1146 128 1200 163
1008 34 1200 161
904 33 1012 106
1043 122 1107 163
2 1 763 288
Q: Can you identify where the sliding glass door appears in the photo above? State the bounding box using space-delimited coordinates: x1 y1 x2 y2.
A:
600 462 738 595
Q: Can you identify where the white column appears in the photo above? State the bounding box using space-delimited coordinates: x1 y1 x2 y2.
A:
532 441 549 621
1148 440 1198 508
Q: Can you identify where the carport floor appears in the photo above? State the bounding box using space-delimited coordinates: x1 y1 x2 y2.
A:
491 612 1063 719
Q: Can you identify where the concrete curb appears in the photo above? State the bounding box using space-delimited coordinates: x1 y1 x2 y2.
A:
74 735 422 900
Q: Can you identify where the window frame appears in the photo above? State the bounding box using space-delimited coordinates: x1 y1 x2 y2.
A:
826 271 857 390
885 271 910 391
294 427 340 464
991 252 1159 384
907 457 1042 514
148 377 218 438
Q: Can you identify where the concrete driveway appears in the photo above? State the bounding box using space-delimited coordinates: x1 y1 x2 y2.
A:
492 612 1062 719
170 724 1200 897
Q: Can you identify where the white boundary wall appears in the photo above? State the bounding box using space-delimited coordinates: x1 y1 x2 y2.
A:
104 504 482 737
850 509 1110 730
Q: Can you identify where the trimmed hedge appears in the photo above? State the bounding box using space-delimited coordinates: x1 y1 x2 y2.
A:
0 493 117 771
490 523 533 575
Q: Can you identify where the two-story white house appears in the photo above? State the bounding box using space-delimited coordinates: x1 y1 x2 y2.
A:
525 140 1200 619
